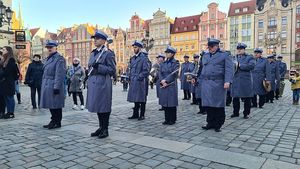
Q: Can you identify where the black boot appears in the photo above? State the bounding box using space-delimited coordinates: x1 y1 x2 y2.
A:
92 113 103 136
98 113 109 139
3 112 14 119
48 122 61 129
17 93 21 104
43 121 54 128
128 104 139 119
138 103 145 121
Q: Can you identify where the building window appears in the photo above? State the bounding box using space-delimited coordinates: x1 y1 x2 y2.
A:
220 34 223 39
191 45 194 49
297 20 300 28
281 44 287 53
211 13 215 19
210 24 215 30
258 20 263 28
175 27 179 32
185 46 188 50
268 31 276 39
186 35 189 40
282 16 287 25
202 25 206 31
181 20 185 24
184 27 187 31
297 34 300 43
193 25 197 30
219 23 224 29
211 35 215 38
243 7 248 12
191 19 194 23
268 17 277 26
281 31 287 39
242 16 247 24
258 32 264 40
297 5 300 14
235 9 240 14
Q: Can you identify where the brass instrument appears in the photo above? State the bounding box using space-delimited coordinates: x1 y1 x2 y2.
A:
263 80 271 92
184 61 199 82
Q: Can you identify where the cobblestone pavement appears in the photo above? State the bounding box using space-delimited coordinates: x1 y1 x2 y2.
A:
0 81 300 169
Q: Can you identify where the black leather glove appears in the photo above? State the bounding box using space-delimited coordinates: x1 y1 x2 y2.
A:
53 89 60 95
92 62 99 69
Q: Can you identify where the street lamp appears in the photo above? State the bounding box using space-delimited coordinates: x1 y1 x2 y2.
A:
0 1 13 27
142 37 154 52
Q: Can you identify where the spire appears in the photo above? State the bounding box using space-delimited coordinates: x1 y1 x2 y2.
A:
18 0 24 29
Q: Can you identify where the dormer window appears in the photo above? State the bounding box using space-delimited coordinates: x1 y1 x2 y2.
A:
175 27 179 32
193 25 197 30
243 7 248 12
191 19 194 23
184 27 187 31
181 20 185 24
235 9 240 14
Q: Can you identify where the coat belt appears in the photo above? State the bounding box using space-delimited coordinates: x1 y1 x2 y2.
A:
200 75 224 80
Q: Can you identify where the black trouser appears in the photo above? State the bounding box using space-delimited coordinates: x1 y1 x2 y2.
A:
0 95 6 115
163 107 176 123
192 93 197 104
252 95 266 108
266 91 275 103
30 86 41 108
226 90 232 106
233 97 251 116
72 92 84 105
123 83 128 91
275 88 280 99
97 112 111 130
50 109 62 124
197 98 205 113
133 102 146 117
205 107 225 129
183 90 191 99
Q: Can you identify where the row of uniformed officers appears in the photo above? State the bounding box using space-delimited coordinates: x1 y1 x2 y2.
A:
39 30 286 138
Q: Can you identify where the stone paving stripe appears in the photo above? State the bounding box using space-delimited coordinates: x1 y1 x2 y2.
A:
182 145 266 169
129 136 193 153
261 159 300 169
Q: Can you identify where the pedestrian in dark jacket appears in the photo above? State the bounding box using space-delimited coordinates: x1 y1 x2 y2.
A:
25 54 44 109
0 46 19 119
0 50 6 119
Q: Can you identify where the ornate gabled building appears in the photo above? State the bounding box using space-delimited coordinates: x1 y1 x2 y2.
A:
125 14 149 59
199 2 227 51
255 0 295 69
149 9 173 61
72 24 95 67
170 15 200 62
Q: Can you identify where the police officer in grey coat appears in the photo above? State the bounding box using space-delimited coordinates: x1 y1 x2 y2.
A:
154 54 165 111
127 41 150 121
192 51 206 115
87 31 116 139
180 55 192 100
266 55 280 103
190 54 200 105
201 38 234 132
41 40 66 129
231 43 255 119
159 46 180 125
275 55 287 99
251 48 271 108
